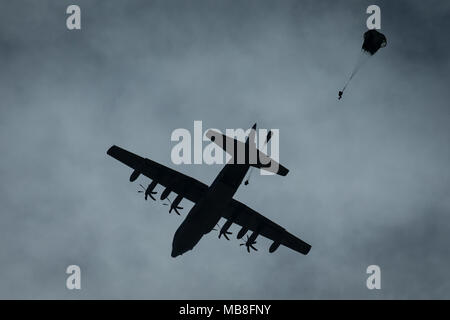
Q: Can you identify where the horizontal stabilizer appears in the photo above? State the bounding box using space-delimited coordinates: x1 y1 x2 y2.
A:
205 129 289 176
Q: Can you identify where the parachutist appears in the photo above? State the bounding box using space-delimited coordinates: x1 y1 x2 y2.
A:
339 29 387 97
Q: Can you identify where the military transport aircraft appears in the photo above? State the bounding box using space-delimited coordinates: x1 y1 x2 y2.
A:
107 124 311 257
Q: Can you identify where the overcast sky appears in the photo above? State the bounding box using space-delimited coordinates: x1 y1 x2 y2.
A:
1 0 450 299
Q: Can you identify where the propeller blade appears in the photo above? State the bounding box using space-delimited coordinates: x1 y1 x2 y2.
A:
165 198 182 215
220 231 232 240
239 234 258 253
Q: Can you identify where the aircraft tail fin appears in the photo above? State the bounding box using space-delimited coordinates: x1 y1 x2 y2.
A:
205 124 289 176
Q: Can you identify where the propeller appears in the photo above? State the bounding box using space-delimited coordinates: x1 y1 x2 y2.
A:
240 235 258 253
213 223 232 240
138 184 157 201
162 198 183 215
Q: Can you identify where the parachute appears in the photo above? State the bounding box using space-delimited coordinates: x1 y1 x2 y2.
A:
339 29 387 99
362 29 387 55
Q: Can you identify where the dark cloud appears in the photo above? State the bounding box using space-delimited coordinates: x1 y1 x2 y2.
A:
1 0 450 298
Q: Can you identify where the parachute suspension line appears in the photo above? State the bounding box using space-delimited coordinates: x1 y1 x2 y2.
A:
342 50 370 93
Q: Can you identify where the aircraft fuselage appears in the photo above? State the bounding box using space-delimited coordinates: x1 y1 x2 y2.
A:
171 163 250 257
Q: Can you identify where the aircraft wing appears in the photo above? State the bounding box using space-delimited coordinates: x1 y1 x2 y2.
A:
223 200 311 255
107 145 208 203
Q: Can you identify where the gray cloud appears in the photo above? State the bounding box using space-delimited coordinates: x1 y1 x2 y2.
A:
1 0 450 298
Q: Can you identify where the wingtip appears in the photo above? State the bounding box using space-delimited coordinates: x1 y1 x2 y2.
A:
278 165 289 176
303 245 312 255
107 145 118 156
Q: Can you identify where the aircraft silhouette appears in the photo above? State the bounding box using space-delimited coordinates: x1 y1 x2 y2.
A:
107 124 311 257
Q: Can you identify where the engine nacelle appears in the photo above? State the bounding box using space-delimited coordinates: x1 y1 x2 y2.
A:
237 227 248 239
248 231 258 243
147 180 158 193
269 241 281 253
144 180 158 200
169 194 183 215
221 219 233 234
129 169 141 182
160 187 172 200
172 194 183 207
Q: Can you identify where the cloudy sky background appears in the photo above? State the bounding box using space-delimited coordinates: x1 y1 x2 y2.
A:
1 0 449 299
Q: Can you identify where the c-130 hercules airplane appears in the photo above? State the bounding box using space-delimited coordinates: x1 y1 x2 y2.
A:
107 124 311 257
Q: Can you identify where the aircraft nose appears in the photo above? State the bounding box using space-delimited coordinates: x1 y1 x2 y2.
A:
171 248 179 258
